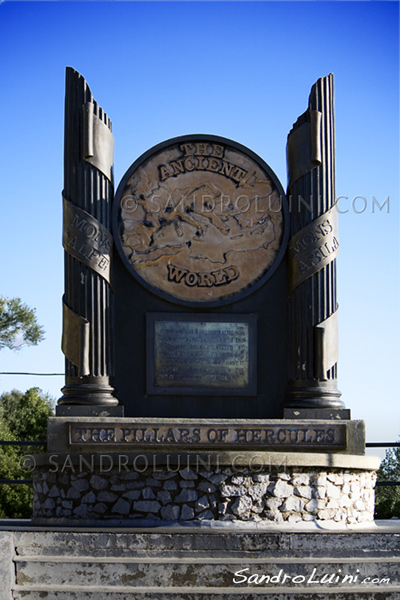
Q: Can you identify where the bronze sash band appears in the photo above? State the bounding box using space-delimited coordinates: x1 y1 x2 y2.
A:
62 197 113 285
61 301 90 377
288 205 339 294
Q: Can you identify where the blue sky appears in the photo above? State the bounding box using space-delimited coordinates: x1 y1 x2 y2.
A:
0 1 398 456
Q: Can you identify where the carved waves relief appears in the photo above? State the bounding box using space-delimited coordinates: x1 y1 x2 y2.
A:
118 141 285 302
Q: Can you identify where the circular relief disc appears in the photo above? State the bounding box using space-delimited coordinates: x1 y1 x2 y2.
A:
113 135 289 306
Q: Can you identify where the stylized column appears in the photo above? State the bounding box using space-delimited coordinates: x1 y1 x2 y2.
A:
285 74 344 409
59 67 118 405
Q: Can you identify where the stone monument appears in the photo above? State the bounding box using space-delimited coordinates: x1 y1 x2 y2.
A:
31 68 379 527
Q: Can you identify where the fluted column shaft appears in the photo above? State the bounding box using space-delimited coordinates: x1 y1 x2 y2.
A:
59 67 117 406
285 74 344 409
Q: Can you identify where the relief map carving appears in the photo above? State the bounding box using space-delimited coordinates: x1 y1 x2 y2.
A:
114 138 286 303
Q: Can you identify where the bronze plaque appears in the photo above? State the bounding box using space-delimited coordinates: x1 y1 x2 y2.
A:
146 314 257 395
69 421 347 450
113 135 288 306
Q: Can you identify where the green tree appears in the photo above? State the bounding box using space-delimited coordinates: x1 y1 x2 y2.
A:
375 440 400 519
0 296 45 351
0 388 54 519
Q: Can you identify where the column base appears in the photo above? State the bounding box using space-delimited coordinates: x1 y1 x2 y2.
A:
285 380 345 410
58 376 118 406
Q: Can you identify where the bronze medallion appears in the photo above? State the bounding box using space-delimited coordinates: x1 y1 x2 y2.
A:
113 135 288 305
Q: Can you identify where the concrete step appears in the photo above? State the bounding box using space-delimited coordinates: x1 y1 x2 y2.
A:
13 555 400 588
5 524 400 599
10 587 400 600
13 528 400 558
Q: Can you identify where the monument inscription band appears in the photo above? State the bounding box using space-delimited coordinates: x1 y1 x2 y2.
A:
69 421 347 449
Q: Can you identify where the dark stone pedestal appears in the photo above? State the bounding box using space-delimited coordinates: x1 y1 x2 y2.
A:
283 408 351 420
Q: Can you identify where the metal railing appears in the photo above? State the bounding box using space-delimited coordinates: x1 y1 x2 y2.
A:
0 440 46 485
366 442 400 487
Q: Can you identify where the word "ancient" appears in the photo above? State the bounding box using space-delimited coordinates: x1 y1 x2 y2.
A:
159 142 248 184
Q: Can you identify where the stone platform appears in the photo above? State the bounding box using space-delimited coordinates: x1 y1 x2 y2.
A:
31 417 380 526
1 522 400 599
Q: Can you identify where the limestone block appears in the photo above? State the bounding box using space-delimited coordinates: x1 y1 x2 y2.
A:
126 481 145 490
179 467 198 480
220 485 246 497
175 488 198 503
313 474 327 486
340 495 352 508
161 505 180 520
305 498 319 513
66 488 81 500
142 487 156 500
317 508 337 520
197 509 214 520
342 482 350 494
163 480 178 491
145 478 162 488
218 501 229 515
282 496 305 512
254 473 270 483
133 500 160 514
231 495 252 516
248 483 268 501
179 480 195 488
264 509 284 523
287 513 302 523
151 471 176 481
292 473 310 486
157 490 172 505
326 482 341 499
265 497 283 510
180 504 195 520
354 499 366 511
303 513 316 521
334 509 347 522
112 498 132 515
97 491 118 503
73 504 88 517
71 478 89 492
200 472 228 485
81 491 96 504
269 479 293 498
294 486 312 499
230 475 245 485
89 475 108 490
198 480 217 493
122 490 141 501
195 495 210 513
48 485 60 497
251 499 265 514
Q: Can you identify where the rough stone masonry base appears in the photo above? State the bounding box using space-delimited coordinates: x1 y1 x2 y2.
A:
32 452 379 526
